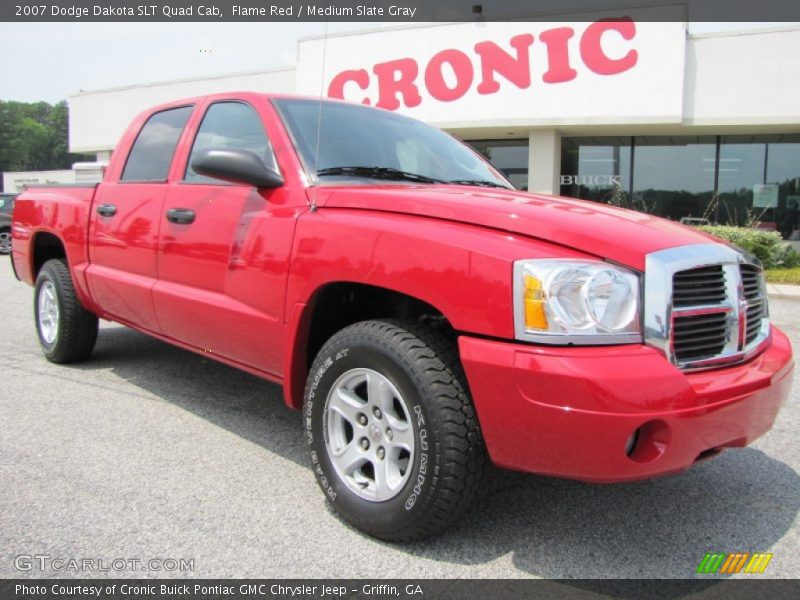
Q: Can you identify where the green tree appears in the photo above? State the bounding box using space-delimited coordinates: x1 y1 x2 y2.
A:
0 100 90 190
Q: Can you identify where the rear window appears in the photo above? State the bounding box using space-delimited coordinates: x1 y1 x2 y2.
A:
121 106 193 181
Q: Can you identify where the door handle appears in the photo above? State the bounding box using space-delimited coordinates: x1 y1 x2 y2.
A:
96 204 117 217
166 208 196 225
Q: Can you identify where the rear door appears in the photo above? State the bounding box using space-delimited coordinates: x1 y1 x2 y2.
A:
86 105 194 332
153 99 295 375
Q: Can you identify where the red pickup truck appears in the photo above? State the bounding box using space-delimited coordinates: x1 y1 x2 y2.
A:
11 92 794 541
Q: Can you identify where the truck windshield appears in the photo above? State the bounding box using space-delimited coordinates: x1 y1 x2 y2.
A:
273 98 512 189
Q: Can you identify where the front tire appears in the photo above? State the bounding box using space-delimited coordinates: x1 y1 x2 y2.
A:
304 319 486 541
34 259 98 363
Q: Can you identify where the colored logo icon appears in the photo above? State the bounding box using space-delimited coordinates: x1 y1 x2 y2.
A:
696 552 773 574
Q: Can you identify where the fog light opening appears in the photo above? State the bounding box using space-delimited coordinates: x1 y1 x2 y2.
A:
627 420 671 464
625 429 640 457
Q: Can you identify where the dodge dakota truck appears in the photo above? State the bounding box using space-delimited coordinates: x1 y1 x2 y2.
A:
11 92 794 541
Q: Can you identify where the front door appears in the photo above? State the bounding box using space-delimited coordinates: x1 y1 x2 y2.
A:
153 100 293 375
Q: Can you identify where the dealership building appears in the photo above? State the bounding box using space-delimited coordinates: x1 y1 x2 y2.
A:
17 17 800 238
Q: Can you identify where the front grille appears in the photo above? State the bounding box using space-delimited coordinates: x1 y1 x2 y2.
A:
645 244 770 372
671 265 729 363
741 264 764 345
672 265 727 307
672 312 728 361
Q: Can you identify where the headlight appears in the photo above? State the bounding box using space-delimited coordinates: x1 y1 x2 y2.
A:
513 259 642 345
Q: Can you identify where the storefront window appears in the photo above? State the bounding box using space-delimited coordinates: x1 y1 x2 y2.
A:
559 134 800 239
718 135 800 236
468 139 529 190
633 136 717 222
559 137 631 204
766 135 800 240
717 137 767 226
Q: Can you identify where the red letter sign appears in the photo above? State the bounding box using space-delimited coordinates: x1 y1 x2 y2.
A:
580 18 638 75
328 69 370 104
539 27 577 83
474 34 534 94
373 58 422 110
424 49 474 102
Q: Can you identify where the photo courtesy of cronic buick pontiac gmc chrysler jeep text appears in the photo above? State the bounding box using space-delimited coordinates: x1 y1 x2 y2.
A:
10 93 794 541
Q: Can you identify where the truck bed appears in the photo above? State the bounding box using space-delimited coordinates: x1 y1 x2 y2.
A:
11 184 98 286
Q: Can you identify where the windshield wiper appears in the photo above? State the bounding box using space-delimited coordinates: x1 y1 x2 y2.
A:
446 179 510 189
315 166 511 189
316 166 444 184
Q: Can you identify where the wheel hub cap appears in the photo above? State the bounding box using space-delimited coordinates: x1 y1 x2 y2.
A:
368 424 382 443
324 368 415 502
37 280 59 344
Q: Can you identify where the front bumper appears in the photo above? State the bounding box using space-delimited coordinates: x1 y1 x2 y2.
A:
459 327 794 482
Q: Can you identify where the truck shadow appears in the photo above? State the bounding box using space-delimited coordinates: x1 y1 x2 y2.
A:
413 453 799 584
72 324 799 586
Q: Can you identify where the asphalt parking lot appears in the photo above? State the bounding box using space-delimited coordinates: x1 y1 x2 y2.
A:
1 262 798 580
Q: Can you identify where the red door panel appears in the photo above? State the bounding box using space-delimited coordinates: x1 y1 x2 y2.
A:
153 184 296 374
86 182 166 332
85 103 195 333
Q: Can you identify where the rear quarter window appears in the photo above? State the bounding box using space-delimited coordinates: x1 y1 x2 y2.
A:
121 106 193 181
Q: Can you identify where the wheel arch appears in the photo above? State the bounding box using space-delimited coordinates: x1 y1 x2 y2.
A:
282 281 455 410
27 230 99 315
31 231 67 278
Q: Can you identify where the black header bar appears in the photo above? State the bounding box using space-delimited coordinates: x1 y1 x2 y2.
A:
3 579 800 600
2 0 800 22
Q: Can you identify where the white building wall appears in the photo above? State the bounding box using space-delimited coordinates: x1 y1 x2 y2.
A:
68 68 296 153
685 28 800 126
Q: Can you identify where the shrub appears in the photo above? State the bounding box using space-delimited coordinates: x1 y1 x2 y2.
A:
780 246 800 268
695 225 794 269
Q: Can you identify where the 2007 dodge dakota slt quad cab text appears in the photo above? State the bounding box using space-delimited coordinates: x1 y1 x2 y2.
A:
10 93 794 541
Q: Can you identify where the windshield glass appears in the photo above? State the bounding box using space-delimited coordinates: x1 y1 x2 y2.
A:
273 98 512 188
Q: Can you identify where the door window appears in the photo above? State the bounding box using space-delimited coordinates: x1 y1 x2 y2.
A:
185 102 275 183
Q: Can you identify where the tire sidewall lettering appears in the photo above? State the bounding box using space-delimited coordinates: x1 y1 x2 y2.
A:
305 339 438 525
405 405 428 510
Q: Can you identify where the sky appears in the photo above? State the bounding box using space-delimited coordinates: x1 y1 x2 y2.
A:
0 21 795 103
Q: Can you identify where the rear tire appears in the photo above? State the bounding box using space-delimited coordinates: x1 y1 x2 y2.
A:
304 319 486 542
34 259 98 364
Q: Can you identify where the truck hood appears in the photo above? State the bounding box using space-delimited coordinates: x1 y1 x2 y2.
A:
312 184 718 271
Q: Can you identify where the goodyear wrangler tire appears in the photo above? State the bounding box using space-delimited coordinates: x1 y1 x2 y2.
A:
34 259 98 364
303 319 486 541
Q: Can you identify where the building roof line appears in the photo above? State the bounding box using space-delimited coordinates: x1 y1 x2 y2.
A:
689 24 800 40
69 66 296 98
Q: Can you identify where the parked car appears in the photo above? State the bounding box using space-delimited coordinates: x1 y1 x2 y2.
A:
10 93 794 541
0 193 16 255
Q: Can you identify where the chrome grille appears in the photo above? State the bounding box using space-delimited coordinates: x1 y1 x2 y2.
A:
671 266 729 362
644 244 770 371
672 265 727 307
741 264 764 345
672 312 728 361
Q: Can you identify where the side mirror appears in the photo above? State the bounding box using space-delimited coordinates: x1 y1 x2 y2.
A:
191 148 283 188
